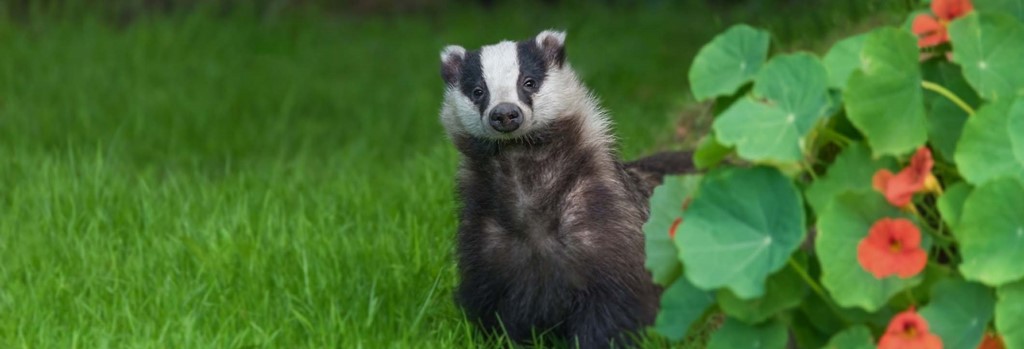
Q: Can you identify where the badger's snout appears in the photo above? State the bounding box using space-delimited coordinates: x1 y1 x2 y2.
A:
488 103 522 133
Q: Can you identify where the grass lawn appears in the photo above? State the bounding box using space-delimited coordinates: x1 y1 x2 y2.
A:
0 2 900 347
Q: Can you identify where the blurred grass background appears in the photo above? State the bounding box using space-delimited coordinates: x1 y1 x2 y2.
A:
0 0 907 347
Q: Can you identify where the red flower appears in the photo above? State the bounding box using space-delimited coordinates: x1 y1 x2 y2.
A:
873 147 936 208
668 217 682 239
879 308 943 349
978 333 1005 349
857 218 928 279
912 0 974 48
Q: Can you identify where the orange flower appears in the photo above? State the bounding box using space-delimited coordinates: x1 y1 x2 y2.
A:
668 217 682 239
912 0 974 48
978 333 1005 349
879 308 943 349
873 147 936 208
857 218 928 279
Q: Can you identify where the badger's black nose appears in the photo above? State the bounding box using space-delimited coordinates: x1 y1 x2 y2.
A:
488 103 522 133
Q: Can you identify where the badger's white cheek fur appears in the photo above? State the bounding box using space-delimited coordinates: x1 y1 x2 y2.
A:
442 89 487 137
531 69 574 126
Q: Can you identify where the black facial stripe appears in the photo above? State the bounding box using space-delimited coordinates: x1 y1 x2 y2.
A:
459 51 488 115
516 40 548 108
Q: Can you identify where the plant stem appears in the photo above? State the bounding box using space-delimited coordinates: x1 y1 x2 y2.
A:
819 127 853 146
788 258 852 326
788 258 828 303
921 80 976 116
803 161 819 181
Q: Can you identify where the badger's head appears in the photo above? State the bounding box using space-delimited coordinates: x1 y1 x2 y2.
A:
439 30 593 141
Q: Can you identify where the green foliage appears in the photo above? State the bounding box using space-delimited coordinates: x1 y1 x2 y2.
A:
823 326 875 349
688 25 771 101
920 280 996 349
653 276 715 342
996 281 1024 349
644 175 702 286
713 53 832 164
973 0 1024 21
648 6 1024 347
694 135 733 170
844 28 928 157
816 191 923 311
717 265 807 324
937 182 972 227
955 99 1024 184
804 143 897 214
676 167 806 299
706 318 788 349
923 61 979 160
956 178 1024 286
948 12 1024 101
823 34 867 90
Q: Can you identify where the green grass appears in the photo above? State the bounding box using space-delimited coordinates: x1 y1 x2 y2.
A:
0 3 901 347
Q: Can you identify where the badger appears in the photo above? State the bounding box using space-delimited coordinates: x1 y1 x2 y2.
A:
438 30 694 348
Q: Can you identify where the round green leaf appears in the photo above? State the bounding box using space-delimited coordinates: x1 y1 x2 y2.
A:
644 174 702 286
975 0 1024 22
823 325 875 349
816 191 924 311
843 28 927 157
653 275 715 342
677 167 806 299
717 264 808 324
689 24 771 101
956 177 1024 286
824 34 867 89
937 182 972 228
955 99 1024 185
949 12 1024 101
920 279 996 349
713 53 832 164
707 317 788 349
996 281 1024 349
804 142 898 214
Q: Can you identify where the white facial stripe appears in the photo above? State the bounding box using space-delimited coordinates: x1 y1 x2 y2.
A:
480 41 521 114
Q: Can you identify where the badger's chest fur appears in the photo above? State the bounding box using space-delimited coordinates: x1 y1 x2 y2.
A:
439 30 671 348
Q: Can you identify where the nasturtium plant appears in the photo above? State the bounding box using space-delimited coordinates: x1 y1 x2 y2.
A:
675 166 805 299
645 1 1024 347
688 25 771 101
948 12 1024 101
824 326 875 349
713 53 831 164
844 28 928 157
920 279 996 349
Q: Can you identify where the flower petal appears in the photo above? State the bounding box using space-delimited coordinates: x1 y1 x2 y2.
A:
933 0 974 20
895 248 928 278
874 169 895 193
890 218 923 248
913 15 948 47
913 15 943 35
909 147 935 181
881 309 941 349
858 238 897 278
978 333 1005 349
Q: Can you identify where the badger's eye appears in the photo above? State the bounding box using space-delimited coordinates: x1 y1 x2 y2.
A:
523 78 536 89
472 87 484 98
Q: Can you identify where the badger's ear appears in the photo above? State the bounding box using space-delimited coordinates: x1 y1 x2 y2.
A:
440 45 466 86
534 30 566 68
